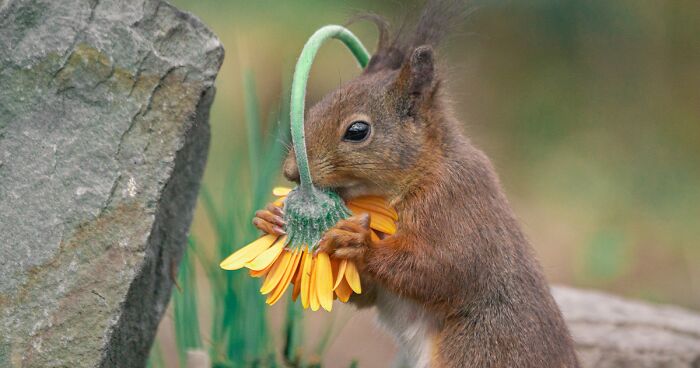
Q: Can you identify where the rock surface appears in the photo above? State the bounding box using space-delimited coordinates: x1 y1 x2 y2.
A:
0 0 223 367
554 287 700 368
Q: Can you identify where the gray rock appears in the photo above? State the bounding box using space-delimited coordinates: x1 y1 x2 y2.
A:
0 0 223 367
554 287 700 368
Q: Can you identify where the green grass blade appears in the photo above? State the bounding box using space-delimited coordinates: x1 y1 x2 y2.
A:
283 297 304 365
200 184 226 244
174 238 203 366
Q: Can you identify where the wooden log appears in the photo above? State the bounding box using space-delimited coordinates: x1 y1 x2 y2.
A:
553 286 700 368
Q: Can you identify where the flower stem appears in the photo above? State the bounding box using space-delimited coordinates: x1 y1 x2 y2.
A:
289 25 370 191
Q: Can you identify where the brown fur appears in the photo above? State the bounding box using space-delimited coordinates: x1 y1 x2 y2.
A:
259 1 581 366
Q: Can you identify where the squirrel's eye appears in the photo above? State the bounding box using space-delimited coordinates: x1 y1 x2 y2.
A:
343 121 370 142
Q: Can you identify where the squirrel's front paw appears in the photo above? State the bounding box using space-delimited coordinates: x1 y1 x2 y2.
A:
317 213 372 262
252 202 286 236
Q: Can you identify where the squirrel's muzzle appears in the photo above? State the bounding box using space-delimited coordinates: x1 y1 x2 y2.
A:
283 154 300 183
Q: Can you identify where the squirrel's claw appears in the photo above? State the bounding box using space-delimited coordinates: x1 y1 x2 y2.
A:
253 202 286 236
317 214 371 262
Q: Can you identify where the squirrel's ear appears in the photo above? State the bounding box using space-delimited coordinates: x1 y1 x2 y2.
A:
394 45 436 117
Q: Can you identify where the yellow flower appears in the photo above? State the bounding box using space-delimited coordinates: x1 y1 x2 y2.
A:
220 187 398 311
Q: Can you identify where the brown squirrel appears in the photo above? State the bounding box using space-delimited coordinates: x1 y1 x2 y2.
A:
253 1 581 367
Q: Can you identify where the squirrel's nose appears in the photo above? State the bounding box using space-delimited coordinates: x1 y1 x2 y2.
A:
283 154 300 183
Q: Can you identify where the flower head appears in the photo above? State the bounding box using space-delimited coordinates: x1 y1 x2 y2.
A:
220 187 397 311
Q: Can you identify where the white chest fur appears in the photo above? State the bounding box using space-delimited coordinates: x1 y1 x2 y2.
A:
374 287 438 368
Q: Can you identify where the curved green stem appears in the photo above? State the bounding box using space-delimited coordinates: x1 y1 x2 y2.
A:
290 25 370 190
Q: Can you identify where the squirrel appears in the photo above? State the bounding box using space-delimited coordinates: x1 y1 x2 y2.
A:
253 1 581 367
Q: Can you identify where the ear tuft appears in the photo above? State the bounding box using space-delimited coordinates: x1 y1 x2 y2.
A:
366 47 405 72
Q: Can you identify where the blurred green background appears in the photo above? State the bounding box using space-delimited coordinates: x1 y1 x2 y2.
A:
154 1 700 367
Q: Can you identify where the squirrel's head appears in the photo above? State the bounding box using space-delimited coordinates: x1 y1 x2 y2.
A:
283 44 444 199
284 8 463 199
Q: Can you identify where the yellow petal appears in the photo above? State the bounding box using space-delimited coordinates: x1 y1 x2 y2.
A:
245 236 287 271
346 204 366 217
316 252 334 312
331 257 340 284
344 261 362 294
301 249 313 309
220 234 278 270
369 212 397 234
335 277 353 302
260 250 293 294
370 229 381 242
333 259 347 290
347 204 397 234
249 262 273 278
309 258 320 311
347 196 398 220
272 187 292 196
292 251 305 301
348 202 396 235
266 248 302 305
